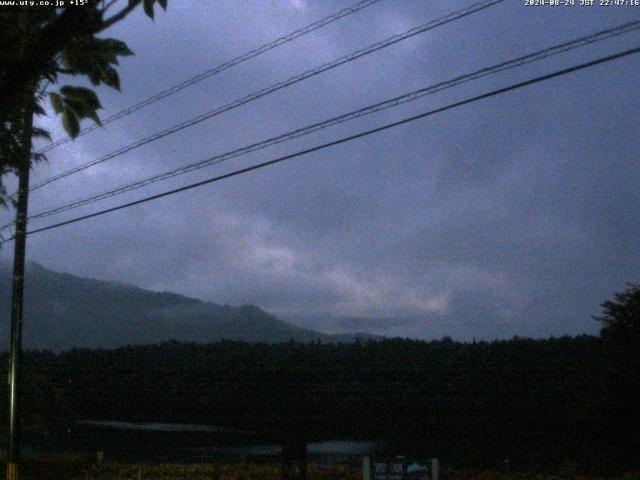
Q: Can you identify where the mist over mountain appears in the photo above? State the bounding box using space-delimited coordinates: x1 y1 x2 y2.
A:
286 314 421 337
0 263 378 351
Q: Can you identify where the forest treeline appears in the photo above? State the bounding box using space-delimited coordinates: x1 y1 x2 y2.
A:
2 333 638 472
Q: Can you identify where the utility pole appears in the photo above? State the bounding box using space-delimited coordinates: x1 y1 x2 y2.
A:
6 91 34 480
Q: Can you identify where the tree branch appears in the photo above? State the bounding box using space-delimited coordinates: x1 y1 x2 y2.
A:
1 6 100 115
101 0 143 31
0 1 142 118
101 0 120 14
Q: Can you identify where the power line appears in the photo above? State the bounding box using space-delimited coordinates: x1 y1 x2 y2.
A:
19 19 640 223
28 0 505 192
37 0 386 154
3 45 636 244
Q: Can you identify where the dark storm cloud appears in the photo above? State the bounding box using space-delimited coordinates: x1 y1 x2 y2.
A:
2 0 639 340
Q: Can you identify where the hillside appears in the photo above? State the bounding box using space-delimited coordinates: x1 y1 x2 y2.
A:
0 263 376 351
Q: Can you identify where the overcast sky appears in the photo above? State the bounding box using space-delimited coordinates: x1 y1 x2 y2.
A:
2 0 639 340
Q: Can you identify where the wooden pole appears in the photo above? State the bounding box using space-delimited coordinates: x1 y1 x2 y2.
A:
362 456 370 480
6 87 34 480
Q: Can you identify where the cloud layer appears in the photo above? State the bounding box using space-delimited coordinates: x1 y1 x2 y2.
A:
2 0 639 340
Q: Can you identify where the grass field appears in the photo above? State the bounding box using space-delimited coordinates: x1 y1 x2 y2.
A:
87 463 359 480
15 453 640 480
81 463 640 480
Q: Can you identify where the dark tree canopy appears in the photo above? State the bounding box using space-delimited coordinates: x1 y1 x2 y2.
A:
594 283 640 347
25 335 636 472
0 0 168 206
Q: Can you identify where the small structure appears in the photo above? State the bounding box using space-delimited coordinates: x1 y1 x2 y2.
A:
363 456 438 480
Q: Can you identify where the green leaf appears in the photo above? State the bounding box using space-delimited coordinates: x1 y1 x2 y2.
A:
60 86 102 111
33 102 46 117
86 110 102 126
62 110 80 138
102 66 121 91
104 38 134 57
32 128 52 142
143 0 154 19
63 98 89 118
88 72 101 86
157 0 168 10
51 86 104 133
49 93 63 114
59 37 134 91
31 152 47 163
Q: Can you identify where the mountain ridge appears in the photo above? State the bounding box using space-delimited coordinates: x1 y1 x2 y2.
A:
0 262 380 351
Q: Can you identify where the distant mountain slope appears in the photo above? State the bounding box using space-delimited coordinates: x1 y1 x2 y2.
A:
0 263 376 351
